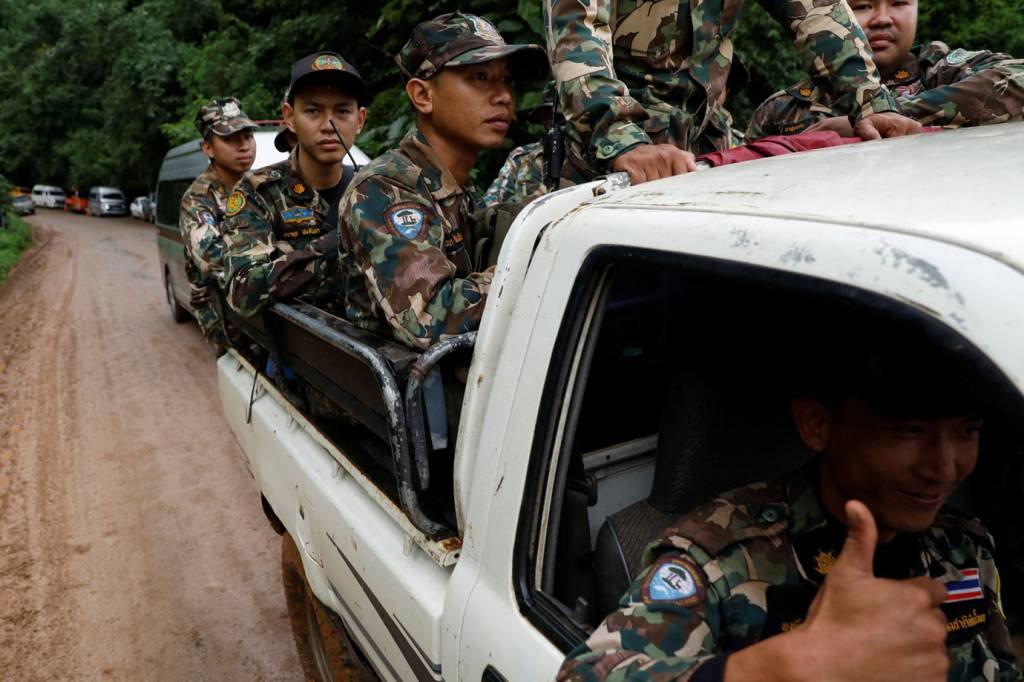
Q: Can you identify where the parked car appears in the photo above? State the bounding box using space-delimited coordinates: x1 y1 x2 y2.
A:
11 194 35 216
130 196 151 220
30 184 65 209
87 186 127 217
220 123 1024 681
154 126 368 323
64 190 88 214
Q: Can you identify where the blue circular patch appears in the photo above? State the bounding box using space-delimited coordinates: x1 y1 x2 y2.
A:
649 561 699 601
388 205 427 239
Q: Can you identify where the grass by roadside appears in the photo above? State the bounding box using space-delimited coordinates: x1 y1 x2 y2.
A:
0 211 33 287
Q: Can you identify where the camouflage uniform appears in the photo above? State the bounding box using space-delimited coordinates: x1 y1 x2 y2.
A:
559 466 1019 681
219 149 343 317
543 0 900 180
747 42 1024 139
339 127 493 350
337 13 547 350
482 142 545 207
179 97 256 343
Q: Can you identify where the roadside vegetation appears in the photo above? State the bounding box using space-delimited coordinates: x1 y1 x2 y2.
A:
0 0 1021 196
0 212 32 287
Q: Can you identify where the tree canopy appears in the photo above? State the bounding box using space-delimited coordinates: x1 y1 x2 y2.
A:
1 0 1021 197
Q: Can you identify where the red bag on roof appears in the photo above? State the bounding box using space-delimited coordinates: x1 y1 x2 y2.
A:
697 128 944 168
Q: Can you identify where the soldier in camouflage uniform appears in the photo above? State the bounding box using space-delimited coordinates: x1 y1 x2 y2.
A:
560 349 1020 681
747 0 1024 139
482 82 559 208
219 52 368 317
338 13 548 350
178 97 257 345
543 0 924 186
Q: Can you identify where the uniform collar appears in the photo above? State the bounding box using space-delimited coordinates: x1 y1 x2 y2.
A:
400 127 469 203
885 49 923 87
786 463 829 538
199 163 227 194
283 147 318 203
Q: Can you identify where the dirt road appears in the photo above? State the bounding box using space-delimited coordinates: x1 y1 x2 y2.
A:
0 211 300 680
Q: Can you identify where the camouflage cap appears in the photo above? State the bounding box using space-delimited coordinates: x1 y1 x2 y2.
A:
397 12 549 81
195 97 257 139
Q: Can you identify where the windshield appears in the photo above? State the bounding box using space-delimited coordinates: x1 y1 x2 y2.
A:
52 189 65 197
101 191 123 200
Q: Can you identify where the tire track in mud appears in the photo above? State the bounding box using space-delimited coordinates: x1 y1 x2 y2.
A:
0 213 300 680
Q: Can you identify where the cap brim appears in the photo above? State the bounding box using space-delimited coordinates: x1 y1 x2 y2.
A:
447 44 549 81
292 70 369 104
274 128 295 153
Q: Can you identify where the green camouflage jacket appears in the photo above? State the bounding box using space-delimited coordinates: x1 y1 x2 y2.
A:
339 127 493 350
559 467 1019 681
543 0 898 180
179 164 229 343
219 149 342 317
747 42 1024 139
482 142 546 208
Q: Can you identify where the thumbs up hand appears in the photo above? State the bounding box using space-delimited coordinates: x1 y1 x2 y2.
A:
799 500 949 681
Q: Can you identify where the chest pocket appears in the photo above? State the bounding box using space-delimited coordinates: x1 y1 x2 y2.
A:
761 584 818 638
276 206 320 242
613 0 686 62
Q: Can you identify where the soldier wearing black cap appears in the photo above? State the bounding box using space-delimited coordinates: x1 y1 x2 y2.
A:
219 51 368 317
338 12 549 350
563 342 1018 682
179 97 257 345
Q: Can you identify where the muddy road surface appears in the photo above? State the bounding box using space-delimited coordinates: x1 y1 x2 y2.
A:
0 212 300 680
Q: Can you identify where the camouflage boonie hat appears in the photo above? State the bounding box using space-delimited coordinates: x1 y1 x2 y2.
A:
195 97 257 139
397 11 549 81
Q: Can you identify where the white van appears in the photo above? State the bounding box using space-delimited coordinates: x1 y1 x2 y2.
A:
30 184 66 209
87 186 128 217
154 127 370 323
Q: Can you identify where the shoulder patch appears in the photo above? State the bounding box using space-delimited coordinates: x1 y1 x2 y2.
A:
659 481 789 556
945 48 970 65
225 192 246 217
385 202 431 240
643 556 706 607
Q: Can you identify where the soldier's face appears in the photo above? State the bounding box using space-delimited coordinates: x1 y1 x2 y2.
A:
794 398 981 539
284 84 366 167
428 60 515 151
204 130 256 175
849 0 918 78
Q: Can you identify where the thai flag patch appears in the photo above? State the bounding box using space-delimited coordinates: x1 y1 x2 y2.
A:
944 568 984 603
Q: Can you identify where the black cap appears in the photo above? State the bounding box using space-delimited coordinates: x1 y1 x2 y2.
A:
287 52 368 105
801 340 987 420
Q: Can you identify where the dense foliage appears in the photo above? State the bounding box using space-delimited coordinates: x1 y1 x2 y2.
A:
0 213 33 286
0 0 1021 196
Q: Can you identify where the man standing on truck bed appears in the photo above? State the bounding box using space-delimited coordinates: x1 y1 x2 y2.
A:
542 0 925 187
746 0 1024 140
559 345 1020 681
338 12 549 350
219 52 368 317
179 97 257 346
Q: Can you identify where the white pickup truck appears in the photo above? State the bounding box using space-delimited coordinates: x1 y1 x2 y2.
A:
219 123 1024 681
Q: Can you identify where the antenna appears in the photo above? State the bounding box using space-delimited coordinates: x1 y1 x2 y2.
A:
329 121 361 172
